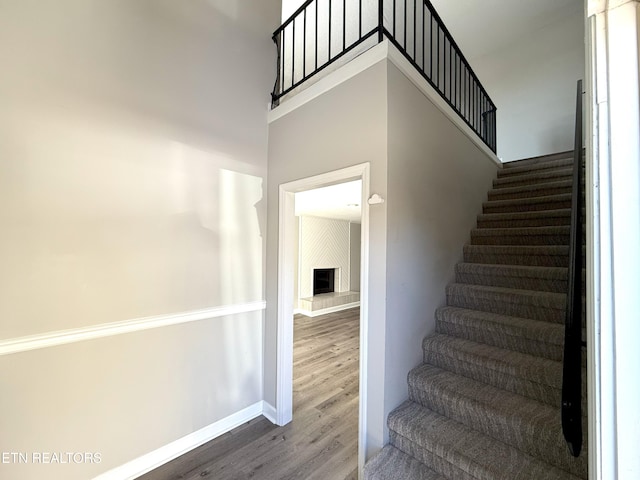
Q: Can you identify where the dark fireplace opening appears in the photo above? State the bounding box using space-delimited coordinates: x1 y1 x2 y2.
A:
313 268 335 295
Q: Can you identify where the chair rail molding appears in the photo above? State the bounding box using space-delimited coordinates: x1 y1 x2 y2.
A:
0 301 266 356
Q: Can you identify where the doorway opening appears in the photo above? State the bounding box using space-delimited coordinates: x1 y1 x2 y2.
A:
276 163 370 475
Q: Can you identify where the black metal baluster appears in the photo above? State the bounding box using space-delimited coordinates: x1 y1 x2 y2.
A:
471 80 474 129
393 0 396 37
277 32 282 97
472 81 476 130
429 13 433 79
283 29 287 90
449 43 452 100
476 85 479 131
303 8 307 78
429 14 433 80
456 52 458 105
404 0 407 50
466 70 470 122
455 52 458 110
343 0 346 51
476 84 480 133
469 71 472 123
292 20 296 84
483 101 487 143
442 37 446 96
378 0 383 41
477 85 481 133
328 0 332 60
445 38 449 97
481 96 485 140
421 1 425 70
278 31 283 98
359 0 362 39
413 0 416 60
437 25 440 90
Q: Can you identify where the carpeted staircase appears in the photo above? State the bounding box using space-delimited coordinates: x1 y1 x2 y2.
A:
364 151 588 480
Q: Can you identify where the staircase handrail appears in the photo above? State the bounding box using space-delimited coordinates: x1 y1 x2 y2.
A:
561 78 584 457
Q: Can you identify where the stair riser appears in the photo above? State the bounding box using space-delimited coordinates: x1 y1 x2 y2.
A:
435 319 563 361
389 434 476 480
422 349 560 406
502 151 575 169
463 250 569 267
446 292 565 323
407 375 588 478
477 216 571 228
488 185 572 201
497 159 585 179
456 271 567 293
470 232 570 246
493 169 573 189
363 446 447 480
483 198 572 214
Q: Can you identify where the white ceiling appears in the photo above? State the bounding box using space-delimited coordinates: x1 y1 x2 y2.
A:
430 0 583 59
295 180 362 223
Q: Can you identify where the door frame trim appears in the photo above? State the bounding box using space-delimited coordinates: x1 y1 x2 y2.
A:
276 163 371 475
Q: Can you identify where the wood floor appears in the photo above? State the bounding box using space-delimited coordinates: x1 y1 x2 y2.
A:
139 307 360 480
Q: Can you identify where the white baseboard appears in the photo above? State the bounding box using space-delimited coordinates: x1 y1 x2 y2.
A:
297 302 360 318
93 401 267 480
262 401 277 425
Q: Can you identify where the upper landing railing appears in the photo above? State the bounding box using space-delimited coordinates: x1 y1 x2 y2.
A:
271 0 497 153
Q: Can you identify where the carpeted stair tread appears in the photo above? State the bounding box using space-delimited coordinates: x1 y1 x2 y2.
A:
435 306 564 360
470 225 570 246
497 158 573 178
446 283 566 323
388 401 585 480
407 364 588 478
483 193 572 214
363 445 447 480
421 333 563 406
477 209 571 228
488 180 572 201
502 151 574 169
455 263 568 293
493 167 573 189
463 244 570 267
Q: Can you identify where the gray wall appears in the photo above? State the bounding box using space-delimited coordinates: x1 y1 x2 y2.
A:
0 1 279 478
384 61 497 424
